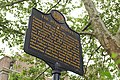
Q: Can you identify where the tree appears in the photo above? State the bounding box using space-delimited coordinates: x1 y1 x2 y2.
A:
82 0 120 68
0 0 120 79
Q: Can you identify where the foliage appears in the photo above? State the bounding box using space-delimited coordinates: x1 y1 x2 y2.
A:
0 0 119 80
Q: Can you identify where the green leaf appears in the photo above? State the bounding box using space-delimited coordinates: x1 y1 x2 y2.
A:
111 53 118 59
100 69 111 78
115 59 120 65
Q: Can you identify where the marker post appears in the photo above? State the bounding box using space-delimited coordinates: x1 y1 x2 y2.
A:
52 70 61 80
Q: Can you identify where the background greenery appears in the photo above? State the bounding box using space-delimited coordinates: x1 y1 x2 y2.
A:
0 0 120 80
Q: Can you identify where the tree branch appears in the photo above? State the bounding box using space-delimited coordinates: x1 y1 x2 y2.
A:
84 53 93 74
82 0 120 68
114 27 120 47
79 32 95 36
82 20 92 31
34 67 50 80
46 0 61 13
116 27 120 39
6 0 29 6
117 27 120 34
82 0 115 52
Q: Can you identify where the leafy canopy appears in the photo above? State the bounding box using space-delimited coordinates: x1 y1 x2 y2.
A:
0 0 120 79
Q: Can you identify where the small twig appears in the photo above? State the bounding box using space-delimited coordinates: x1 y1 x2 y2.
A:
64 0 69 6
84 53 93 74
103 51 106 67
46 0 61 13
82 20 92 31
95 45 101 53
5 0 29 6
34 67 50 80
84 45 102 74
88 35 92 43
79 31 95 36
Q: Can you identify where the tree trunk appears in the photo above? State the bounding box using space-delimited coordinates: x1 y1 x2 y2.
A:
82 0 120 68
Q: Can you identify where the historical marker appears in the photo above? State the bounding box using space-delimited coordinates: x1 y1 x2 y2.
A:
24 8 84 75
